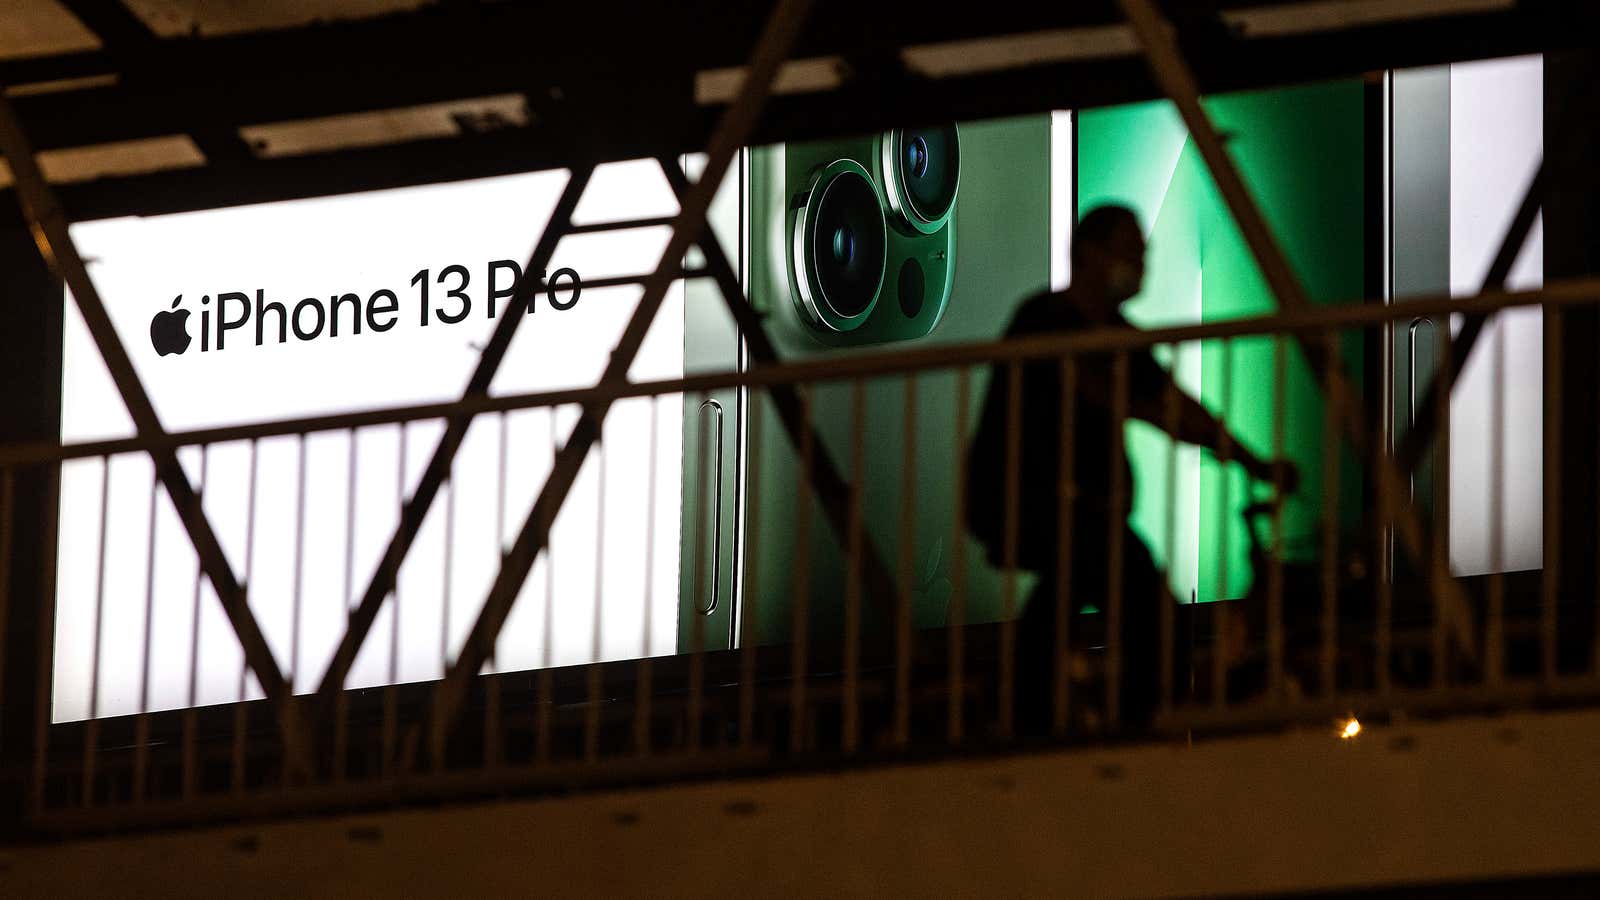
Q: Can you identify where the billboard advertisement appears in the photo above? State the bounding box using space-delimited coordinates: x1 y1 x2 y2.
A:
54 162 688 721
56 68 1533 722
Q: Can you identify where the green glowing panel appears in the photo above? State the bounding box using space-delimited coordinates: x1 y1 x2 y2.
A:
1078 80 1365 602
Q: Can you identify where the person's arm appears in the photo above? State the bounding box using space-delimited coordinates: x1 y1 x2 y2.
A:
1163 389 1286 487
1067 347 1297 489
1125 356 1295 490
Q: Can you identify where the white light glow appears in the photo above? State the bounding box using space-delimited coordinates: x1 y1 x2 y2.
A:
55 160 685 721
1447 55 1543 577
1049 109 1074 291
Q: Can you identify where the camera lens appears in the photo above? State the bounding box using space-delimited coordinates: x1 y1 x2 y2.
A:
881 124 960 234
906 136 929 179
792 160 887 331
832 225 855 267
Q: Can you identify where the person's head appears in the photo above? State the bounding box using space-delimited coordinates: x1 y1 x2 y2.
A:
1070 205 1146 309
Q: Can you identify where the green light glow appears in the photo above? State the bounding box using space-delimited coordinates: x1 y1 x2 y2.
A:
1078 80 1366 601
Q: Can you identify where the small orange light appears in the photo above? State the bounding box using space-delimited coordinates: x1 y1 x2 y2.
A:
1340 717 1361 740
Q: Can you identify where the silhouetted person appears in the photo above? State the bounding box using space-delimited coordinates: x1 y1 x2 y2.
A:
967 205 1294 733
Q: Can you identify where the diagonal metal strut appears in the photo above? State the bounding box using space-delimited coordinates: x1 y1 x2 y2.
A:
0 93 316 778
655 155 902 619
1117 0 1479 662
1395 164 1542 475
309 164 596 717
423 0 817 752
1394 96 1588 477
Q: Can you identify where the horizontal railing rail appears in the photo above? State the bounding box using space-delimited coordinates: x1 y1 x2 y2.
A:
5 278 1596 468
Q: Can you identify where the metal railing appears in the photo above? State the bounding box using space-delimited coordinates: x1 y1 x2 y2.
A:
4 275 1600 833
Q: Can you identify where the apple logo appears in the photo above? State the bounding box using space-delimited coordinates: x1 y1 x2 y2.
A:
150 295 192 357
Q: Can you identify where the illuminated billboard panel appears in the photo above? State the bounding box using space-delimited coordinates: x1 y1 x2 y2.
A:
54 162 685 722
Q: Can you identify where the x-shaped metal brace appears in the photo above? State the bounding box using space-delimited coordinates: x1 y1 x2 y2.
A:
1118 0 1485 669
0 94 317 780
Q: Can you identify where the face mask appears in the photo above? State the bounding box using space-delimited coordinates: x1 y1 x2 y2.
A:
1105 259 1141 301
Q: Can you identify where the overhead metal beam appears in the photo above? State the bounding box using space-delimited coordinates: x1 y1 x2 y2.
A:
18 4 1570 144
9 0 1570 138
7 2 1076 107
1 8 1578 157
54 0 255 163
2 2 1586 228
0 93 315 779
56 1 157 49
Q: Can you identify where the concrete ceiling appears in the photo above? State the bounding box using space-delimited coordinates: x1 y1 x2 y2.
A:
119 0 435 38
0 1 99 60
0 0 1578 221
2 0 434 58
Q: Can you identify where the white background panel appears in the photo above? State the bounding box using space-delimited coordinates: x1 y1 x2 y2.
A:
1448 55 1543 577
55 161 685 721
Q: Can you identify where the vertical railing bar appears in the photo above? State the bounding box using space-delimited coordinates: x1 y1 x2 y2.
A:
433 466 456 773
1160 345 1181 719
291 435 308 702
537 409 557 765
182 447 208 800
1375 386 1395 699
688 393 707 757
135 466 159 804
1320 331 1342 698
788 387 814 754
1488 326 1507 687
1107 353 1130 733
999 363 1023 739
241 440 261 700
1267 339 1287 704
1432 321 1453 689
1542 305 1563 684
842 380 865 754
442 468 456 680
393 423 407 685
285 434 308 789
895 374 917 748
329 669 348 781
1054 357 1078 736
498 411 510 554
336 429 357 783
233 438 260 795
84 455 110 808
948 369 970 744
636 399 660 758
383 426 405 778
0 469 12 762
32 463 61 818
1211 341 1233 710
738 390 762 750
586 428 606 764
487 413 508 770
1594 318 1600 679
